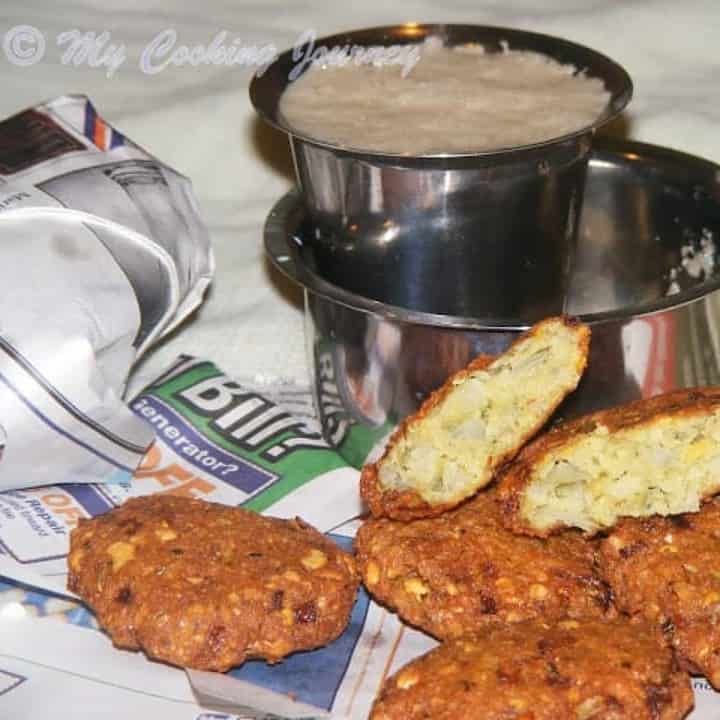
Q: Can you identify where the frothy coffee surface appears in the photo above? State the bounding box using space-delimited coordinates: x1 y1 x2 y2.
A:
279 42 610 154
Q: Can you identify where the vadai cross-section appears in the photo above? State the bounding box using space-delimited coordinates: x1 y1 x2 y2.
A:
361 316 590 520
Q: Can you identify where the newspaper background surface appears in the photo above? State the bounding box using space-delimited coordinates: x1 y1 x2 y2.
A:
1 364 720 718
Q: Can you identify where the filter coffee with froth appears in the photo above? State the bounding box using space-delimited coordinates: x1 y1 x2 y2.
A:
280 37 610 155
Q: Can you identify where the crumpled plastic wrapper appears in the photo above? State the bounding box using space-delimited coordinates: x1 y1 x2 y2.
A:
0 95 214 490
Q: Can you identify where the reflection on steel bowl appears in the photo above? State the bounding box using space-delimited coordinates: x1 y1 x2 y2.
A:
265 138 720 465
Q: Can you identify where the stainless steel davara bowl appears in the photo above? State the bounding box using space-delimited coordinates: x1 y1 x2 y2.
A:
251 24 633 321
266 138 720 464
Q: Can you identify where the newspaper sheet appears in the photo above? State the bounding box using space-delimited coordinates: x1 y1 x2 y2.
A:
0 95 214 491
0 364 719 717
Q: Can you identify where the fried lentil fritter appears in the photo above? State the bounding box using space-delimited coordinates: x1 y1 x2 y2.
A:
355 489 613 639
370 619 693 720
599 496 720 688
67 495 358 671
498 387 720 536
360 316 590 521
